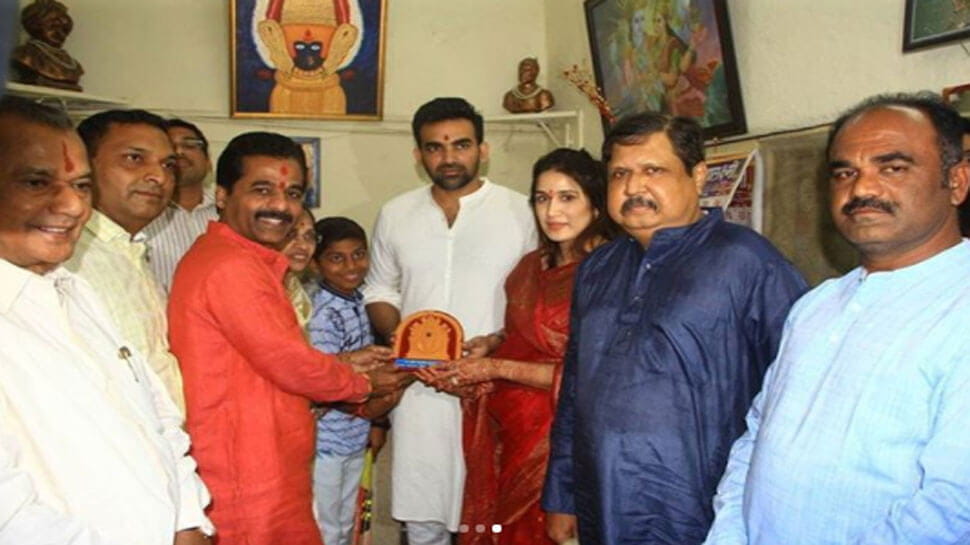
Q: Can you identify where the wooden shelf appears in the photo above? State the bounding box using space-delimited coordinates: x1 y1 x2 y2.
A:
4 82 128 111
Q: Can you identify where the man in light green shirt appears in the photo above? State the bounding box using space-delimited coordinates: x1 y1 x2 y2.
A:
64 109 186 413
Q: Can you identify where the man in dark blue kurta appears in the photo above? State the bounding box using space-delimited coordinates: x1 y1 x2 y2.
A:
541 113 807 545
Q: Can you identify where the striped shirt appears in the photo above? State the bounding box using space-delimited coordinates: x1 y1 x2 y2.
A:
308 282 373 456
63 210 186 414
142 193 218 293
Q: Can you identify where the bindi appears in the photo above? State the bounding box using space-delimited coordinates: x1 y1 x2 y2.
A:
62 140 75 173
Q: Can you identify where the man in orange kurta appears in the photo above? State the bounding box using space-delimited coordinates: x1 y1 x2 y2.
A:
168 132 391 545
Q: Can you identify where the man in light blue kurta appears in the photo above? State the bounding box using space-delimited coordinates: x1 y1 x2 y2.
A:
704 93 970 545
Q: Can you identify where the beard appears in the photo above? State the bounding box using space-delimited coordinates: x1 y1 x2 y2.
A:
429 162 479 191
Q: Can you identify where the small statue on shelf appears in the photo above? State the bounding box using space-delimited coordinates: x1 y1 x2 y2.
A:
502 57 554 114
11 0 84 92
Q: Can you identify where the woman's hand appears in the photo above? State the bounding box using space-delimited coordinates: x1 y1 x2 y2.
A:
439 357 499 386
462 331 504 358
413 362 497 398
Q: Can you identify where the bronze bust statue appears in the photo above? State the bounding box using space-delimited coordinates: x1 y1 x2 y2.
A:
503 57 554 114
11 0 84 91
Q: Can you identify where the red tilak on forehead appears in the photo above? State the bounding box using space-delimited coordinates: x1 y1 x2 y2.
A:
62 140 75 173
443 135 451 142
280 164 289 176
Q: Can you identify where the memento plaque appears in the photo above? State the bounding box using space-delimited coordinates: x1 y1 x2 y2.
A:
392 310 463 370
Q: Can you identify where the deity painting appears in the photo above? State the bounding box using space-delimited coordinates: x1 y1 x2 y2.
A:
231 0 387 119
584 0 746 139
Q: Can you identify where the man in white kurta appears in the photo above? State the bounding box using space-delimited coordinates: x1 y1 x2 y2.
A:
364 98 535 545
0 259 214 544
0 95 212 545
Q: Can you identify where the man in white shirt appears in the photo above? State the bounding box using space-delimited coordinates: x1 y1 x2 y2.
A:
64 109 186 412
364 97 536 545
142 118 218 293
0 95 212 544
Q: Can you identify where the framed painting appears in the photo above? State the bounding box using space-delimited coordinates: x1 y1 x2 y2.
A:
291 136 322 208
231 0 387 120
903 0 970 51
584 0 746 139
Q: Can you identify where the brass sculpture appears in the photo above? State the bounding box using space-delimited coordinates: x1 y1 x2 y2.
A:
503 57 554 114
11 0 84 92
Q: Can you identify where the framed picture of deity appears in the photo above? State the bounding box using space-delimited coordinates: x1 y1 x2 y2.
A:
290 136 322 208
583 0 747 139
230 0 387 120
903 0 970 51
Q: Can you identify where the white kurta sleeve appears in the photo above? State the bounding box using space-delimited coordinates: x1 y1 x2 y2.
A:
139 356 214 536
362 206 402 309
0 391 118 545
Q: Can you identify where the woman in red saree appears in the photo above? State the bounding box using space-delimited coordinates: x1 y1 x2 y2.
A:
421 148 615 545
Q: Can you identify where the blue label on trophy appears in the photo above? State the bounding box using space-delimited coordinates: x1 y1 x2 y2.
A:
394 358 443 369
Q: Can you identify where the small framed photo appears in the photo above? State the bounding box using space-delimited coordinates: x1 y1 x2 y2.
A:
903 0 970 52
230 0 387 120
291 136 321 208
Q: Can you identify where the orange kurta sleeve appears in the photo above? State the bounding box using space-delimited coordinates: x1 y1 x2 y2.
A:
203 254 370 403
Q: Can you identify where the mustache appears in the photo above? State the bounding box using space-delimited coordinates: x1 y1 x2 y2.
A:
620 195 659 214
436 163 466 173
841 196 896 216
255 210 294 223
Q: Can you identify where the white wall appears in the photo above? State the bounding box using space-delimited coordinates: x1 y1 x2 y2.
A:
731 0 969 136
43 0 554 230
544 0 970 152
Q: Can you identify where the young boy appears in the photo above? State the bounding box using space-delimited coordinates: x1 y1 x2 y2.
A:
308 217 396 545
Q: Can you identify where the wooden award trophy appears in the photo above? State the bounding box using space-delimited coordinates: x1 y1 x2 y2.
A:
392 310 464 369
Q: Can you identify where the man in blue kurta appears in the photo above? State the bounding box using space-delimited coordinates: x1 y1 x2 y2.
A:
541 113 807 545
703 94 970 545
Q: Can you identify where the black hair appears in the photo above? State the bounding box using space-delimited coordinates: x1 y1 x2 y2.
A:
313 216 367 259
602 112 705 173
827 92 964 179
0 94 73 130
76 109 168 157
411 97 484 146
215 131 307 191
166 117 209 156
530 148 617 266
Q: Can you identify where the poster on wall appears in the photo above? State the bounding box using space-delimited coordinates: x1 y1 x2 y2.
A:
584 0 746 139
231 0 387 120
903 0 970 51
290 136 322 208
701 150 762 232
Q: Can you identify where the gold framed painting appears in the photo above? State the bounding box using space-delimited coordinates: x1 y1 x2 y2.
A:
230 0 387 120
